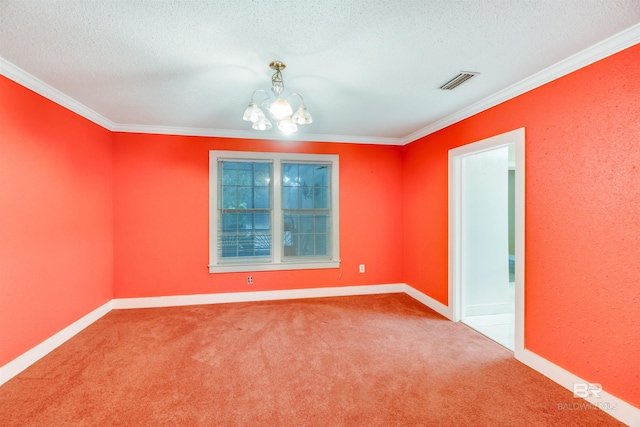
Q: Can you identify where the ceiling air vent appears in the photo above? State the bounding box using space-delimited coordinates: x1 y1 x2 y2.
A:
439 71 480 90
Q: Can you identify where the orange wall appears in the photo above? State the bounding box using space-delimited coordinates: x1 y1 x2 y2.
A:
112 134 404 297
403 44 640 406
0 76 114 367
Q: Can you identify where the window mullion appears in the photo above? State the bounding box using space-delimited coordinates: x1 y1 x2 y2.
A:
272 160 283 263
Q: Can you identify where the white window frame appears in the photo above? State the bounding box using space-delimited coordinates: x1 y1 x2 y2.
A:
209 150 340 273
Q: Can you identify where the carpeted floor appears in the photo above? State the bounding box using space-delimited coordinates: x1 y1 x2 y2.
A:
0 293 623 426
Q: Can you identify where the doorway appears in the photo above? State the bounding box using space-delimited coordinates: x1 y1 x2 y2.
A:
449 128 525 353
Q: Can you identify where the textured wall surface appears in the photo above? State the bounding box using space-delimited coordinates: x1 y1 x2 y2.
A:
0 76 114 367
112 134 404 297
403 44 640 407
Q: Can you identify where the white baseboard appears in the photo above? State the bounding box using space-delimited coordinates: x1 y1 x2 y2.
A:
112 284 405 309
2 286 637 427
403 284 453 320
515 349 640 426
0 300 112 387
464 302 512 317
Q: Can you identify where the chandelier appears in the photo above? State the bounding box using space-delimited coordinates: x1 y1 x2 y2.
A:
242 61 313 134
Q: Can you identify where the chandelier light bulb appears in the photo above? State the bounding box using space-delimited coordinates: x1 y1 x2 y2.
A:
278 117 298 134
269 98 293 121
292 105 313 125
252 117 272 131
242 102 265 123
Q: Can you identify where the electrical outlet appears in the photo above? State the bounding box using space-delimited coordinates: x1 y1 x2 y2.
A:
247 276 253 284
359 264 365 273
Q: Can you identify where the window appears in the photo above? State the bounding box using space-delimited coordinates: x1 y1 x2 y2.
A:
209 151 340 273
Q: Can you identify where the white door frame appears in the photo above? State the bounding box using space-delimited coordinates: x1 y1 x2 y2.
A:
448 128 525 353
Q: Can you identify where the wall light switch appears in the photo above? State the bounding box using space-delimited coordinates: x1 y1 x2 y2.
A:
359 264 365 273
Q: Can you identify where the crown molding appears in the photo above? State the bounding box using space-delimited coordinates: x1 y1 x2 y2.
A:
112 123 405 145
402 23 640 145
0 56 403 146
0 57 116 131
2 23 638 145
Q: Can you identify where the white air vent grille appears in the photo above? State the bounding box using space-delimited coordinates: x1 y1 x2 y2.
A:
439 72 480 90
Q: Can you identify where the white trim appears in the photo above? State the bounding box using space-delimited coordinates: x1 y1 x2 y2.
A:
513 133 526 353
463 302 512 317
516 349 640 427
448 128 525 352
402 23 640 145
403 284 453 320
112 284 405 309
0 57 115 131
207 260 341 273
112 123 405 145
0 300 112 387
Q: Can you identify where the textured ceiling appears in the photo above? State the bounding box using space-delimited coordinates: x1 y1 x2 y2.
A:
1 1 639 144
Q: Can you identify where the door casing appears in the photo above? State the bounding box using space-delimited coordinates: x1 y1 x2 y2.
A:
448 128 525 353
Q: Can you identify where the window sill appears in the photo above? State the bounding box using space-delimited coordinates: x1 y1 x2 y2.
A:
209 260 341 274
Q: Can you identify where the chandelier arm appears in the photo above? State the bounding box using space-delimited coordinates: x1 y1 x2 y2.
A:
251 89 272 103
286 92 306 106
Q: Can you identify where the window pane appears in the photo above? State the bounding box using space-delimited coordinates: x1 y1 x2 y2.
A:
283 187 299 209
237 163 252 185
283 163 299 186
315 234 327 256
254 212 271 256
299 234 314 256
315 166 328 186
300 187 313 209
222 186 236 209
238 213 252 230
254 163 271 186
313 187 328 209
254 187 270 209
221 234 238 257
284 214 297 234
298 164 315 186
221 213 238 231
238 233 254 257
237 186 253 209
314 215 328 233
284 233 298 257
299 215 313 232
254 212 270 229
221 162 238 185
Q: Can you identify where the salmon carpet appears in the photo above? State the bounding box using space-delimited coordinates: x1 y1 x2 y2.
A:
0 293 623 426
